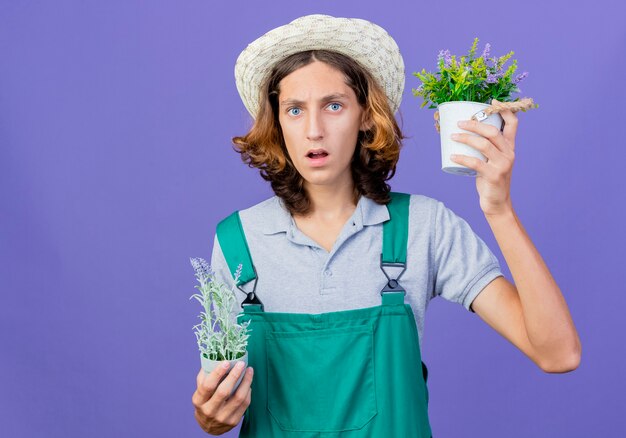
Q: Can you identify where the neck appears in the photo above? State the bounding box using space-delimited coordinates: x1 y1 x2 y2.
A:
300 180 359 222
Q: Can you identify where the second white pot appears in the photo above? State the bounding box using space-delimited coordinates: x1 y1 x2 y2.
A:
437 101 504 177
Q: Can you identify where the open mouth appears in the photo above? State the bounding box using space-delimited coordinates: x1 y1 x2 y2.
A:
306 151 329 166
307 152 329 159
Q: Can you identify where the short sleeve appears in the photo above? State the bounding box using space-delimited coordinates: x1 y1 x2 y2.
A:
210 233 246 323
432 200 504 312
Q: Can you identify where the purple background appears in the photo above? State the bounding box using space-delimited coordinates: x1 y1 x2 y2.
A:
1 1 623 437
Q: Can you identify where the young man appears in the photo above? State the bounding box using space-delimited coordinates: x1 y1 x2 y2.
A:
192 14 581 437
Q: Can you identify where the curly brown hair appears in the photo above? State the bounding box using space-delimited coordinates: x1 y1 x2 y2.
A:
231 49 409 216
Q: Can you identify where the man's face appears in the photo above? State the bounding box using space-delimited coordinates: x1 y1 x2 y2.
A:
277 61 370 191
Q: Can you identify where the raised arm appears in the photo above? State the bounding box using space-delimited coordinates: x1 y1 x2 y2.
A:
449 103 581 373
471 208 581 373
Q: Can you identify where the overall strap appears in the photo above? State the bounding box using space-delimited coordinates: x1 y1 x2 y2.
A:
216 192 411 310
380 192 410 305
215 211 264 311
380 192 429 391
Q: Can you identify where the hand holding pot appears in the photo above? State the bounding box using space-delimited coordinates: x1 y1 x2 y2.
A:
449 99 519 217
191 361 254 435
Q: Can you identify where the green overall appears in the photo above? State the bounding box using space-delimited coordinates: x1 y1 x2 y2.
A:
216 192 433 437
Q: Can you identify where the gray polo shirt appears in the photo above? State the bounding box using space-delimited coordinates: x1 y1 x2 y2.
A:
209 193 503 346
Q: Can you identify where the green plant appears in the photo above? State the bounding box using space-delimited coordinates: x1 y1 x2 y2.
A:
189 257 251 361
412 37 530 109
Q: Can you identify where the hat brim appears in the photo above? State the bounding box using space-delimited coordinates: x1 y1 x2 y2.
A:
234 14 405 119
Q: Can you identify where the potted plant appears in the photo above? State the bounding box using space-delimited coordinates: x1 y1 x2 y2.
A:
412 37 539 176
189 257 252 396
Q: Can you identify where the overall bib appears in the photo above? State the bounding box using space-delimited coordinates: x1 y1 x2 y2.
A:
216 192 433 437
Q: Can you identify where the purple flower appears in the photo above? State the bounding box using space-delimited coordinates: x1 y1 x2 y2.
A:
486 72 499 84
513 71 529 84
191 257 213 281
437 49 452 68
481 43 491 62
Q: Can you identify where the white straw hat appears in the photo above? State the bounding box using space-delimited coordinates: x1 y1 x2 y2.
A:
234 14 405 120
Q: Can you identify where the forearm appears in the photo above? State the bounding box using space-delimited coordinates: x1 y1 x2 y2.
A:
485 207 581 370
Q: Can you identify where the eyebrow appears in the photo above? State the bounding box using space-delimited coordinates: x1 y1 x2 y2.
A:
279 93 350 107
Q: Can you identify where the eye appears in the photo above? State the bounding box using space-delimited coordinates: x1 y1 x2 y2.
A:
287 107 301 116
328 102 342 111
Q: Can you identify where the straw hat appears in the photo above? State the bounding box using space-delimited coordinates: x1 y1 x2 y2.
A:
234 14 405 119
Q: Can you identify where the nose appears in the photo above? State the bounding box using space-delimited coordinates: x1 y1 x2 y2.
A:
306 109 324 141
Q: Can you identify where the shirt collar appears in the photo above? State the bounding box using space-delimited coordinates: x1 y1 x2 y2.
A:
262 194 390 235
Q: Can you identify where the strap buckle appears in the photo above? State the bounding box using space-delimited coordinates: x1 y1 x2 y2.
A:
379 253 407 296
238 264 264 311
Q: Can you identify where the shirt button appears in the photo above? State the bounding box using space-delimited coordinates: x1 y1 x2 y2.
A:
324 269 332 276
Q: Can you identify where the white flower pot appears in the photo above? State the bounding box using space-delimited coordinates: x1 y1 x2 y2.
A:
437 101 504 177
201 350 249 397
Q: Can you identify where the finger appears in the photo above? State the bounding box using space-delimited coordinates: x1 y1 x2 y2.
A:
226 385 252 428
451 132 499 161
458 119 508 153
450 154 488 173
222 367 254 420
192 361 231 408
492 98 518 147
207 361 248 408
